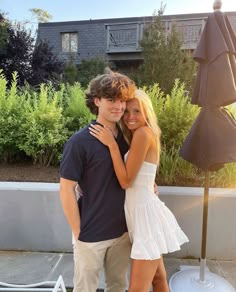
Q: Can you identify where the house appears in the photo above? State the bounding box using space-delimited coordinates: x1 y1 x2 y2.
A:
37 12 236 72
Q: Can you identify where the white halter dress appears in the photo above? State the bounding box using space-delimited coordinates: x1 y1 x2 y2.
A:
124 155 189 260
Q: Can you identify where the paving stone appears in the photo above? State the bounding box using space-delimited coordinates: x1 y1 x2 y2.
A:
0 251 235 290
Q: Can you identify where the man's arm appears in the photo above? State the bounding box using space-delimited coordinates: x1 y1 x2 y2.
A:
60 177 81 240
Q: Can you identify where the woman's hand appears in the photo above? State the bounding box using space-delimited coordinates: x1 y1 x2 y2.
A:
154 182 159 196
89 124 116 147
75 183 83 199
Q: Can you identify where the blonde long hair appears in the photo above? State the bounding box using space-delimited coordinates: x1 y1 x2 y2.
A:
120 89 161 164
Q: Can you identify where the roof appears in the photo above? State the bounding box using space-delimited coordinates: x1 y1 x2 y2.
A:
38 11 236 27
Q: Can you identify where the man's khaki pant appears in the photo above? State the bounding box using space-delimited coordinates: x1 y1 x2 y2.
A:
73 232 131 292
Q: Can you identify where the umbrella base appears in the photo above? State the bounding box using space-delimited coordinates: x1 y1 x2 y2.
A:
169 269 235 291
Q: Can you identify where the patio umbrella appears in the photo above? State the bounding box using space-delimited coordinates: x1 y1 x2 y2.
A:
169 1 236 291
179 107 236 171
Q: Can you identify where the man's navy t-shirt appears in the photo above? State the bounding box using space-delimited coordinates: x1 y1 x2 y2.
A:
60 122 128 242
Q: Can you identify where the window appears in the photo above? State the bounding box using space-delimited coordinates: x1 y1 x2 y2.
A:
61 32 78 53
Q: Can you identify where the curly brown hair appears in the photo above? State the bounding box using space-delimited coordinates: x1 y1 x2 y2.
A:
85 71 136 115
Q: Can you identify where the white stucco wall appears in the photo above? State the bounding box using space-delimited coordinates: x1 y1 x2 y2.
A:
0 182 235 260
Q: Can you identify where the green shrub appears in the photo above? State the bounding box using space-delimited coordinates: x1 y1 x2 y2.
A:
157 145 198 186
146 80 199 151
211 163 236 188
77 58 107 88
18 83 69 166
63 62 79 85
0 72 29 161
63 83 95 133
0 72 235 187
158 146 180 185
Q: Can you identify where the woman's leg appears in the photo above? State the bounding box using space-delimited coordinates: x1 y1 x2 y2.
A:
152 257 169 292
128 258 159 292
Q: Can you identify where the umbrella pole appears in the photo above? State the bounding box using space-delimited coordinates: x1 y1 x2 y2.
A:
169 170 235 291
200 170 210 282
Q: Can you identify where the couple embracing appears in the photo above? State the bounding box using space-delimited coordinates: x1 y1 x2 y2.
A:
60 71 188 292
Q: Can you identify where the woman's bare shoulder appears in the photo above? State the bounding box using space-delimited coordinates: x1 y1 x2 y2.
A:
133 126 153 139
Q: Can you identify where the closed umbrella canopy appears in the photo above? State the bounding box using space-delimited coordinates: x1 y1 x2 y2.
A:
192 11 236 107
170 3 236 291
180 107 236 170
181 10 236 170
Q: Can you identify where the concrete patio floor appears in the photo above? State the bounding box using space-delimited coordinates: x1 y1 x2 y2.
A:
0 251 235 291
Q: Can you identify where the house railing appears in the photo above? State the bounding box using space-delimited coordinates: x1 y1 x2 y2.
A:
168 18 206 50
106 22 143 53
105 17 206 53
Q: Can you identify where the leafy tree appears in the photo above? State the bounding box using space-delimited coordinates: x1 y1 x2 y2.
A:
63 61 79 85
0 13 9 54
77 58 107 88
0 16 34 86
0 11 63 87
63 58 107 87
137 5 196 94
29 8 52 23
30 40 63 86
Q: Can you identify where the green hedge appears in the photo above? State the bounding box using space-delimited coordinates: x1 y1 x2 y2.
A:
18 83 69 166
146 79 199 150
0 72 235 187
0 73 97 165
0 72 29 161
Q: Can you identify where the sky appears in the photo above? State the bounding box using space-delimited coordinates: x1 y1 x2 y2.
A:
1 0 236 24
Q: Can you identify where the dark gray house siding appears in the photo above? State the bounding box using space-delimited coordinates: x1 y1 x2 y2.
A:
37 12 236 70
38 21 107 64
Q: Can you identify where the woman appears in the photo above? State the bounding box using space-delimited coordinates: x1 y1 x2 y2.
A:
89 89 188 292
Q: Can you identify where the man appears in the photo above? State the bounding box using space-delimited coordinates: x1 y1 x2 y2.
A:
59 71 136 292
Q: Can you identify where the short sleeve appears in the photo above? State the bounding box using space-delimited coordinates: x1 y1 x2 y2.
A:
60 137 84 182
